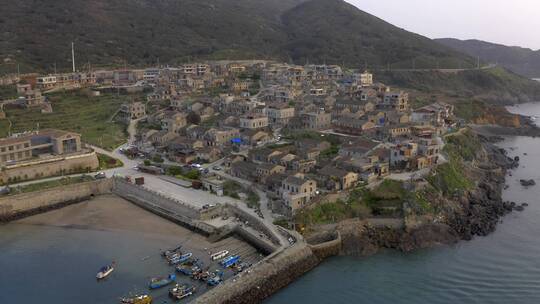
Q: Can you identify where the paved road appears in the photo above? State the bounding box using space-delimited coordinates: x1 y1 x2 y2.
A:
206 160 289 247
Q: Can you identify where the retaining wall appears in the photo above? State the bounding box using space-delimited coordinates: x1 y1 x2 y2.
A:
0 179 113 222
112 178 215 234
0 152 99 185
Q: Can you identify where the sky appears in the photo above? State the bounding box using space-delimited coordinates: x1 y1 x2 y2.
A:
345 0 540 50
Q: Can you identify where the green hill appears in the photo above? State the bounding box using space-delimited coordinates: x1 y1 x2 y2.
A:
0 0 474 73
436 38 540 78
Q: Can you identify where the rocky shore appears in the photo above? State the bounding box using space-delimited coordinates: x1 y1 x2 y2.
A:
311 133 522 256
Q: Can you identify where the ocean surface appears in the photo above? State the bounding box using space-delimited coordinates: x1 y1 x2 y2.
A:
0 224 182 304
267 103 540 304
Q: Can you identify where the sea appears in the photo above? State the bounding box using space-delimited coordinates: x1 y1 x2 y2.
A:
0 224 181 304
267 102 540 304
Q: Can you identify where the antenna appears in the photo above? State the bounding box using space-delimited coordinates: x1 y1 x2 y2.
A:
71 42 76 73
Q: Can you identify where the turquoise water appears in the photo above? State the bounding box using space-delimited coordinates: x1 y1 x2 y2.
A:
268 127 540 302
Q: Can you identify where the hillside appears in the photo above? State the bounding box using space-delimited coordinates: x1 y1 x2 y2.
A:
0 0 474 73
436 38 540 78
378 67 540 105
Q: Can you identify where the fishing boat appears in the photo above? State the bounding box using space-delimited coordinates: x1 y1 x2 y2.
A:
207 270 224 286
169 252 192 265
210 250 229 261
162 245 182 258
149 274 176 289
96 262 115 280
178 264 201 276
169 284 195 300
120 294 152 304
220 255 240 268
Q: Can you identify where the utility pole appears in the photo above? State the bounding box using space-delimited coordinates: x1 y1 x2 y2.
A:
477 56 480 69
71 42 76 73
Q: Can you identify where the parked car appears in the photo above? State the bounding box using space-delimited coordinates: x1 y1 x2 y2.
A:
94 172 107 179
212 166 222 171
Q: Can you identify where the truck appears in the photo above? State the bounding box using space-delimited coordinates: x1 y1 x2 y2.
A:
138 165 165 175
135 177 145 185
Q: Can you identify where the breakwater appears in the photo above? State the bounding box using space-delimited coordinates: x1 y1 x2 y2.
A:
0 179 112 222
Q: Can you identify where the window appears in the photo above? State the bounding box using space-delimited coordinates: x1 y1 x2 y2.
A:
8 146 13 151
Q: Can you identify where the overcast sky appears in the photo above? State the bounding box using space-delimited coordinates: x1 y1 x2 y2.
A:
345 0 540 50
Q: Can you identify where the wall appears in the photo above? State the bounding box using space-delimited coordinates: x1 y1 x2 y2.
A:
193 242 320 304
224 204 281 246
111 178 215 234
0 179 112 222
0 152 99 185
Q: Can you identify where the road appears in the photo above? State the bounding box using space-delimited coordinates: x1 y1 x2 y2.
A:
205 159 289 247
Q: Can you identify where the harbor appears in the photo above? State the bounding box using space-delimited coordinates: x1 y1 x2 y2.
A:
0 194 264 303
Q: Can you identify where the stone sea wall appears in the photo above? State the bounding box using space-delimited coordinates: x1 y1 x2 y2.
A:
0 178 112 222
193 243 321 304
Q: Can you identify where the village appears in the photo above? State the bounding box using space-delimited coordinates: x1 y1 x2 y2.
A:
0 60 457 221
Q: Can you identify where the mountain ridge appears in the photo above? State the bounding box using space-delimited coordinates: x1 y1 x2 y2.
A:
436 38 540 78
0 0 474 73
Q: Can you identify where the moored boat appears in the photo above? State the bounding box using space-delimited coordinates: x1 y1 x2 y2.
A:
149 274 176 289
210 250 229 261
120 294 152 304
169 284 195 300
169 252 192 265
97 262 115 280
220 255 240 268
207 270 224 286
162 245 182 258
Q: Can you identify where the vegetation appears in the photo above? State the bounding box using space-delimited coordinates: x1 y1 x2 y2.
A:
0 85 17 100
437 38 540 78
166 166 200 181
223 181 242 199
427 159 473 197
222 180 259 207
1 0 474 73
443 129 481 161
97 153 123 170
246 190 260 209
4 175 94 196
378 67 540 105
295 180 406 228
4 90 131 150
0 120 9 137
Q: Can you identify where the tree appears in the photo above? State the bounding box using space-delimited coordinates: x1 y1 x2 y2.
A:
186 111 201 125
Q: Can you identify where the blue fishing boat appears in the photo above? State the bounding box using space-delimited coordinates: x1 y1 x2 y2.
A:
220 255 240 268
149 274 176 289
207 270 224 286
169 252 192 265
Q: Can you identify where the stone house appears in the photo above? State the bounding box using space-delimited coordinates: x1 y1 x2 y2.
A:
239 113 269 130
161 112 187 134
118 102 146 124
279 174 317 215
256 163 286 183
318 165 359 191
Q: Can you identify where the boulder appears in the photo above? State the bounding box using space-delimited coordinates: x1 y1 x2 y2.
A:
520 179 536 187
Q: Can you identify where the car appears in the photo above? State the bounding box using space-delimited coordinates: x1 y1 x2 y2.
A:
94 172 106 179
132 166 140 171
212 166 222 171
191 163 202 168
203 168 210 174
